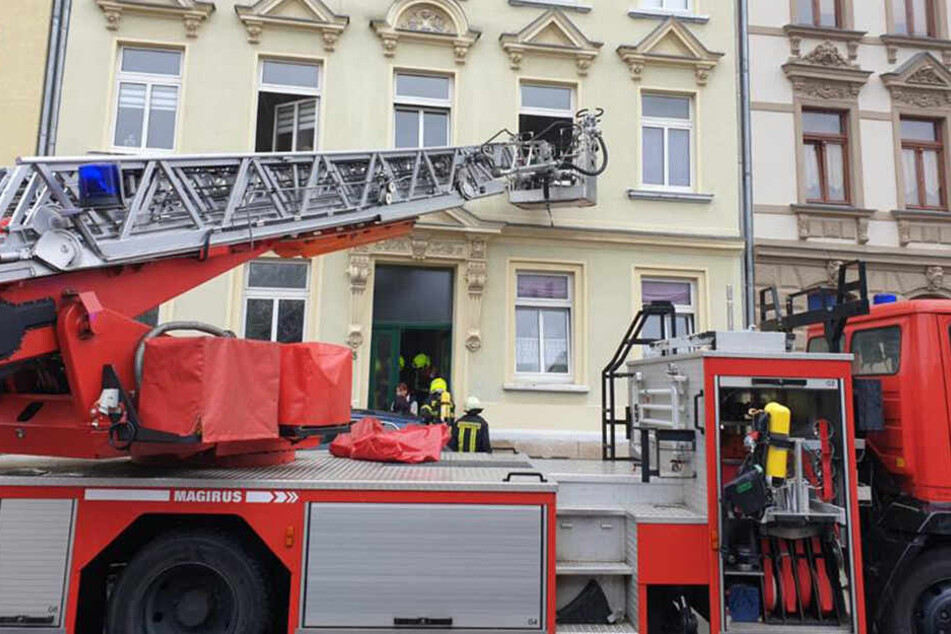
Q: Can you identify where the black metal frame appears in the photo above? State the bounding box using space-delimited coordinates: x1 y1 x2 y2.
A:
759 260 870 353
601 301 677 461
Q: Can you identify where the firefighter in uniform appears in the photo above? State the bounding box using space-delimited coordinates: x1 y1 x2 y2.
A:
450 396 491 453
420 377 454 424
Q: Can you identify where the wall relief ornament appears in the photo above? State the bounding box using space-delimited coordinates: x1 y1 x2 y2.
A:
400 6 449 33
371 0 480 63
826 260 844 287
927 266 945 292
801 41 851 68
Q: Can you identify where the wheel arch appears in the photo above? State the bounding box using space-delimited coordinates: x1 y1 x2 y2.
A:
75 513 290 634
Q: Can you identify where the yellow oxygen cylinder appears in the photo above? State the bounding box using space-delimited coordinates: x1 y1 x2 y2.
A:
764 402 791 484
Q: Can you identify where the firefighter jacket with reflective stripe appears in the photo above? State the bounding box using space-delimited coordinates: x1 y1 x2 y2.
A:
450 412 491 453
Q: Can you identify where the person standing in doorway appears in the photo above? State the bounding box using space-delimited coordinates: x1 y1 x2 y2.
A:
420 376 454 424
391 382 418 417
450 396 491 453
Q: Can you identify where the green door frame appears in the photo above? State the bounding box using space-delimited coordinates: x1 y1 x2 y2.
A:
367 321 453 410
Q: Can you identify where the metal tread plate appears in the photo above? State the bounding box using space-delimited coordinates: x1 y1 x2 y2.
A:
0 451 555 492
557 623 638 634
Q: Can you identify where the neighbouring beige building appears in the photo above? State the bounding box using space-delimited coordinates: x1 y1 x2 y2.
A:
0 0 56 164
53 0 746 434
751 1 951 309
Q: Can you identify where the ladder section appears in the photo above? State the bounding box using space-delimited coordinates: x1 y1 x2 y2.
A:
0 111 604 284
0 145 500 283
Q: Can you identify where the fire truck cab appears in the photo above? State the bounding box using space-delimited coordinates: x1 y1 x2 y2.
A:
806 299 951 634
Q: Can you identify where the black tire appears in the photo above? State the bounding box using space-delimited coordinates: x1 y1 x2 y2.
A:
884 548 951 634
107 530 272 634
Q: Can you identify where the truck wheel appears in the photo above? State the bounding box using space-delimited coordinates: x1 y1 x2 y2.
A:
884 549 951 634
107 531 271 634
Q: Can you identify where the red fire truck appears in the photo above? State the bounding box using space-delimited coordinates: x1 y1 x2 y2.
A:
0 116 873 634
794 276 951 634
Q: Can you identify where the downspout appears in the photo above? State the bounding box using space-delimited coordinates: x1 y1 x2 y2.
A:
37 0 71 156
738 0 756 327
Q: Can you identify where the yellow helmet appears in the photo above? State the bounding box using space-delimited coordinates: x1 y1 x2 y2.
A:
429 377 448 393
413 353 431 369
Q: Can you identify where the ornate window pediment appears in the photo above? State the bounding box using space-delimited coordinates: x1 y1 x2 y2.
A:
881 52 951 108
234 0 349 50
616 17 723 85
783 40 872 100
96 0 215 38
371 0 481 64
499 9 602 77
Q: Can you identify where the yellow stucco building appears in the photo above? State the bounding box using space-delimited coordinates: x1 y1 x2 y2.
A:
51 0 746 437
0 0 56 164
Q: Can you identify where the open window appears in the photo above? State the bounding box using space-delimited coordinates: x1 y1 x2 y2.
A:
519 82 575 159
255 59 321 152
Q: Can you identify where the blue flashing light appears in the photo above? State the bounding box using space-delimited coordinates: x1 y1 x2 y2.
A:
808 290 836 311
78 163 123 209
873 293 898 305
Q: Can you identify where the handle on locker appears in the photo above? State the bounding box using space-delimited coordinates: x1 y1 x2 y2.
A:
503 471 548 482
394 617 453 628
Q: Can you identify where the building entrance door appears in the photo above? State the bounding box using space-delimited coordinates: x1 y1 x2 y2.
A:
368 265 454 412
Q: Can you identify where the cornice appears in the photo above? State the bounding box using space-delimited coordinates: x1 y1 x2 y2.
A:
234 0 349 48
616 16 723 85
880 33 951 64
96 0 215 38
499 8 602 76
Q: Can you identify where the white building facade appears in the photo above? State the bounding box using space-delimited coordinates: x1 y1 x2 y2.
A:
751 0 951 307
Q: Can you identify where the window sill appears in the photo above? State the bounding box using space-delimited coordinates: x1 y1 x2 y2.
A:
509 0 592 12
891 208 951 221
627 189 713 204
880 33 951 49
783 24 866 42
792 203 874 217
628 8 710 24
880 34 951 63
503 382 590 394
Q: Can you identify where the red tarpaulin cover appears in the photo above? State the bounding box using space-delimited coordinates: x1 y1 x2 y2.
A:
330 418 450 463
279 343 352 427
138 337 280 443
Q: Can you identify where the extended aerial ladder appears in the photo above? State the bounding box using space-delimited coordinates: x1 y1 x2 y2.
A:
0 110 606 464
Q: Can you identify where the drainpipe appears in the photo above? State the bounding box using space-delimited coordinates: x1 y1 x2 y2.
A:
738 0 756 327
37 0 72 156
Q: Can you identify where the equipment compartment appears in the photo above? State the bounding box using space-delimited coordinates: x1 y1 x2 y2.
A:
302 502 547 631
716 377 857 631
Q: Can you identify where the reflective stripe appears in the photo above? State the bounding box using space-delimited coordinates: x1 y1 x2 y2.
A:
457 422 481 452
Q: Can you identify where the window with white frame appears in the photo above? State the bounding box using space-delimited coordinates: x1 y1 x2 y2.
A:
394 73 452 148
255 59 321 152
113 47 182 150
641 0 690 12
243 260 310 343
515 272 572 377
640 277 697 342
519 82 575 158
641 94 693 190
